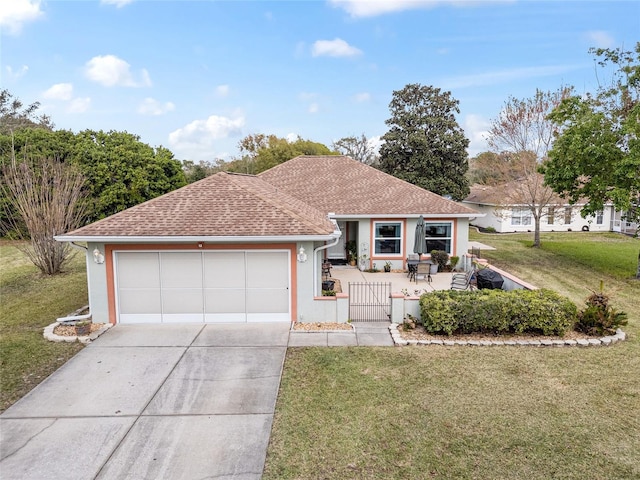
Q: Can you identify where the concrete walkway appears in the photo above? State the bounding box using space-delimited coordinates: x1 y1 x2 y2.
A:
0 323 290 480
289 322 394 347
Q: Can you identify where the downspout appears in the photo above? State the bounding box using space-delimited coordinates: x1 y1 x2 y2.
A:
312 219 342 295
56 242 92 323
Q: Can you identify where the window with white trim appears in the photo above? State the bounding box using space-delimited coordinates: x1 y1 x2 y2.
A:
564 207 573 224
425 222 453 254
596 210 604 225
511 208 532 226
374 222 402 255
547 206 555 225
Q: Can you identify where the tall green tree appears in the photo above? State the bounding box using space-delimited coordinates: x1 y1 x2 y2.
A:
544 43 640 233
378 84 470 200
71 131 186 220
223 134 334 174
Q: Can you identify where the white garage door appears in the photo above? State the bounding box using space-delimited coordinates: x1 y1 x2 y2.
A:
115 250 290 323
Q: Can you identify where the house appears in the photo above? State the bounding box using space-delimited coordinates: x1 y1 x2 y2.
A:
462 182 615 233
56 155 478 325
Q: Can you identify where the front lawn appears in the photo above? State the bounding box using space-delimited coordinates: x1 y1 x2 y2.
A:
264 231 640 479
0 241 88 412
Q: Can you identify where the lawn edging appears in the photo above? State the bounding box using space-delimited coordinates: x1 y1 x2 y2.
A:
388 323 626 347
43 322 113 345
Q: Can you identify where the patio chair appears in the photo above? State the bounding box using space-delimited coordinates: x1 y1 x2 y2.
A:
450 269 475 291
416 262 432 284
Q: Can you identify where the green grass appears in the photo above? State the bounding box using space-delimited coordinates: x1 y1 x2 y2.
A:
264 230 640 479
0 241 88 412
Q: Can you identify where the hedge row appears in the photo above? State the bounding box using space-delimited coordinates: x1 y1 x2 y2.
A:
419 289 577 336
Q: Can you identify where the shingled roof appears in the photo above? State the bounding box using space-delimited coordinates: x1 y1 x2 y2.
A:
59 172 336 240
259 155 478 217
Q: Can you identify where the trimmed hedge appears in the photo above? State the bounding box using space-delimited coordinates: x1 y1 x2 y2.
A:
419 289 577 336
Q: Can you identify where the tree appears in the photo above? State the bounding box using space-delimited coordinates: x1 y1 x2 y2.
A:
0 89 53 134
378 84 470 200
181 159 224 183
70 131 186 221
332 133 379 165
2 155 87 274
544 44 640 236
486 87 572 247
223 134 334 174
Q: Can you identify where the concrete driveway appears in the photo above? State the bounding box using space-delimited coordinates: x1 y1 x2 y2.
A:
0 323 290 480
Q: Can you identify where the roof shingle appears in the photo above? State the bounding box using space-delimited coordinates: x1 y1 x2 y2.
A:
259 155 478 216
60 172 336 238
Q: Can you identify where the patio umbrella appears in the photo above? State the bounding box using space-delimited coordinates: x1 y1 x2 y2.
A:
413 215 427 260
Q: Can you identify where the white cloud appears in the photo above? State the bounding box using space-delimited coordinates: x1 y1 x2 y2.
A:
312 38 362 57
85 54 152 87
100 0 134 7
308 103 319 114
329 0 511 17
215 84 230 97
353 92 371 103
367 135 383 153
5 64 29 80
586 30 615 48
0 0 43 35
444 64 580 89
463 114 490 157
137 97 176 116
42 83 74 101
168 114 245 158
68 97 91 113
286 133 300 143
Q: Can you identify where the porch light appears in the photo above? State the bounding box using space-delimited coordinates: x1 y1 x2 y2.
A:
93 248 105 264
297 246 307 263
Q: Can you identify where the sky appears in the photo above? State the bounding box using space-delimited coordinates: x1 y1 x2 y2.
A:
1 0 638 162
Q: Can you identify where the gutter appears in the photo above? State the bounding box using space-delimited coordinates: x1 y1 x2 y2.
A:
54 234 337 243
312 219 342 295
56 242 92 323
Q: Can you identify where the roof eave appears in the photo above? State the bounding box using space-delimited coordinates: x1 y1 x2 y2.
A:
54 233 339 244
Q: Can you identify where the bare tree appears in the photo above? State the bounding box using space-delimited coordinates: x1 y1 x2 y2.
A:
332 133 379 165
2 155 87 274
486 88 572 247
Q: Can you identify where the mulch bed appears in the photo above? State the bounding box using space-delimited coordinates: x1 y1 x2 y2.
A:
53 323 107 336
293 322 353 331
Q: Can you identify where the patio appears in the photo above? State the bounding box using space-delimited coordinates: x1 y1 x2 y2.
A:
327 265 454 296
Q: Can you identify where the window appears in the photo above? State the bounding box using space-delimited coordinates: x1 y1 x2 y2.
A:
425 222 452 254
511 208 532 226
547 206 555 225
564 207 572 224
596 210 604 225
374 222 402 255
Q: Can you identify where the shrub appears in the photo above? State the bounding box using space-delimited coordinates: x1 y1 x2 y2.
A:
430 250 449 272
576 289 628 336
419 289 577 336
449 256 460 270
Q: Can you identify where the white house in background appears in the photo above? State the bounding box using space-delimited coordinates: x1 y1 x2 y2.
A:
462 183 614 233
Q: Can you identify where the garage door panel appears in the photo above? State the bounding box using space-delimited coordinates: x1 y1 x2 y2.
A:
246 289 288 314
161 252 203 288
204 252 245 288
246 252 288 288
117 252 160 288
119 288 161 314
204 289 245 313
162 289 203 314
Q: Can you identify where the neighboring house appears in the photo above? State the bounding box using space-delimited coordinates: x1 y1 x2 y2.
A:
56 155 478 325
463 183 614 233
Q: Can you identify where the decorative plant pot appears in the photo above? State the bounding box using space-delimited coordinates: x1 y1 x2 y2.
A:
384 266 391 272
75 322 91 336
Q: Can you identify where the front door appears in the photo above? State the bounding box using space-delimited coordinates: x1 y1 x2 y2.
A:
327 221 346 260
